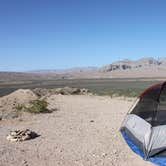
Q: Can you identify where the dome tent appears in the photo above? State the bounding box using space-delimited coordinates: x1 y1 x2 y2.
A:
121 82 166 165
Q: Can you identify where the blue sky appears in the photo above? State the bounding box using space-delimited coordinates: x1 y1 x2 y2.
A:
0 0 166 71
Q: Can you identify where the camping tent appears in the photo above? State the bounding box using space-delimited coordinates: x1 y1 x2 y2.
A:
121 81 166 165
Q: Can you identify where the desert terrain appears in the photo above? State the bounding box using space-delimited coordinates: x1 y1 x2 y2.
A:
2 1 166 165
0 91 153 166
1 58 166 81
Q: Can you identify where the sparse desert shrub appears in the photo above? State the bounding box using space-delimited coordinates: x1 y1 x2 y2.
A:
26 99 48 113
15 104 25 111
102 91 113 98
102 89 139 98
15 99 49 114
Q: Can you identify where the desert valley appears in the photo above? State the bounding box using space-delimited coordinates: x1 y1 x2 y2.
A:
0 57 165 166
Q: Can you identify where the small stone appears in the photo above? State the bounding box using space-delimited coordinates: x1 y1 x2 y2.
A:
102 153 107 157
22 160 27 164
22 160 28 166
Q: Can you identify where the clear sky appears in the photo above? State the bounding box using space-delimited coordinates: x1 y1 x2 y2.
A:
0 0 166 71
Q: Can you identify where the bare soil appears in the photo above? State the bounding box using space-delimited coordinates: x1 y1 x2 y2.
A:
0 95 153 166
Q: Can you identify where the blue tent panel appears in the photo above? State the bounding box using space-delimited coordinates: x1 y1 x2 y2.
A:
121 130 166 166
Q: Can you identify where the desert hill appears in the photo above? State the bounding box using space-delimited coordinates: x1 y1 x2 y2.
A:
0 89 38 119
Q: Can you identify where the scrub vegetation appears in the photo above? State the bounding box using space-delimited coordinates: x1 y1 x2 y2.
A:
0 78 161 97
15 99 48 114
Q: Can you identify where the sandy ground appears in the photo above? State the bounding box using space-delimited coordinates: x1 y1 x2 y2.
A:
0 95 153 166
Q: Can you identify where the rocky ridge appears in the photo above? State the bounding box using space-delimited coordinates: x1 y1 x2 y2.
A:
99 57 166 72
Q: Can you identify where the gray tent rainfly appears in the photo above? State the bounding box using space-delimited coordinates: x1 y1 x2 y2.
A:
120 82 166 166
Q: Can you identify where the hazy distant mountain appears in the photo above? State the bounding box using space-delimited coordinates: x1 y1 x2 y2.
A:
159 58 166 65
99 57 165 72
0 57 166 81
0 72 61 82
96 57 166 78
30 67 98 74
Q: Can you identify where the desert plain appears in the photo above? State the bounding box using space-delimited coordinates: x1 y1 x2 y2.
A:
0 92 153 166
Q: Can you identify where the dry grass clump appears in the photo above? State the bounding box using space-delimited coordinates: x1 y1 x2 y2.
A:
15 98 50 114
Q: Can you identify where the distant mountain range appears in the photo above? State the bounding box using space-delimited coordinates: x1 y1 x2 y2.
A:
99 57 166 72
29 66 98 74
0 57 166 81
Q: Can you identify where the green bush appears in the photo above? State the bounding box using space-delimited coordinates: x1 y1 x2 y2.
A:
26 99 48 113
15 99 49 114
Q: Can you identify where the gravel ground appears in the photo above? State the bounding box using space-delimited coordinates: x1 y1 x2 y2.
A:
0 95 153 166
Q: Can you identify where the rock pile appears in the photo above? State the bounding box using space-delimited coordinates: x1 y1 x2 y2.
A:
6 129 39 142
